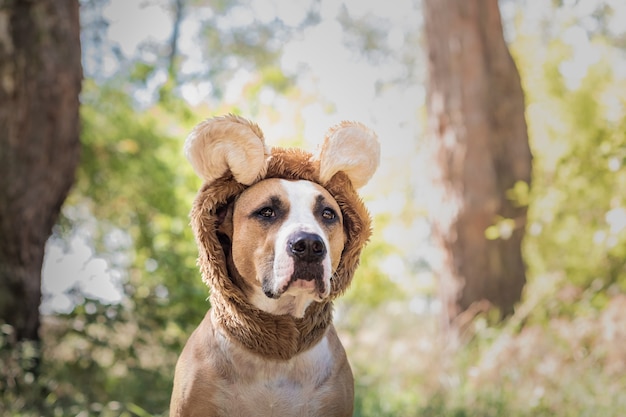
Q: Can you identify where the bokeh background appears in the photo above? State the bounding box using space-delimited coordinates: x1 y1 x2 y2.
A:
2 0 626 416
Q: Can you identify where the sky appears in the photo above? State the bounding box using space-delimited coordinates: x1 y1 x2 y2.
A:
92 0 423 150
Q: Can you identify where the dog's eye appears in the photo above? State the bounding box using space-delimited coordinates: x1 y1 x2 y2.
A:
257 207 275 218
322 208 336 221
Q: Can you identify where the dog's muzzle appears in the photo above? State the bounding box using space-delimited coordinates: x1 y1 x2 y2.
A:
261 230 330 300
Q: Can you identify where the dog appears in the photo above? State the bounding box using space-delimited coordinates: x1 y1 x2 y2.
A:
170 115 379 417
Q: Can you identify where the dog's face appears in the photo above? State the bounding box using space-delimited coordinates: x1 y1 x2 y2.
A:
219 178 345 317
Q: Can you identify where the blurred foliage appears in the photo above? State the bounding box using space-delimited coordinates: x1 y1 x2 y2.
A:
77 78 206 333
514 7 626 317
343 215 404 309
343 280 626 417
1 77 207 415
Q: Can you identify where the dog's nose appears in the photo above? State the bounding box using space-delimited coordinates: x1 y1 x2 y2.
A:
288 232 327 263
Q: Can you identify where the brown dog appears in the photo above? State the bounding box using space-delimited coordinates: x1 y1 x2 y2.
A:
170 115 379 417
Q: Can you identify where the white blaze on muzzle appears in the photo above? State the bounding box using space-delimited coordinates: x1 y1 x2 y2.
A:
268 180 333 300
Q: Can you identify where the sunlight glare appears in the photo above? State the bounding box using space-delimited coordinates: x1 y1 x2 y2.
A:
41 235 124 314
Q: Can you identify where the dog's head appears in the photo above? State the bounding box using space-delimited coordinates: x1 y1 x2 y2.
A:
216 178 345 317
186 115 379 319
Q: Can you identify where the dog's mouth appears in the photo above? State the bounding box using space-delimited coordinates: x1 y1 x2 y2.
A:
262 262 329 300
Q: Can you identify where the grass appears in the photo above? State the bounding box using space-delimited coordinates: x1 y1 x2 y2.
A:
340 281 626 417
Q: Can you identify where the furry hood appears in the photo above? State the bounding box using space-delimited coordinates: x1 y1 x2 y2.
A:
186 115 379 360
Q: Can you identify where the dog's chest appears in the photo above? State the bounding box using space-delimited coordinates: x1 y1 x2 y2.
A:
218 335 335 416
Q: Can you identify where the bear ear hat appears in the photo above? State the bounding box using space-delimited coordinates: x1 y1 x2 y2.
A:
316 121 380 189
185 115 380 190
184 114 268 185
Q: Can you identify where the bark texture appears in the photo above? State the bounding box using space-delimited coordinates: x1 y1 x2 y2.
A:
0 0 82 342
423 0 532 322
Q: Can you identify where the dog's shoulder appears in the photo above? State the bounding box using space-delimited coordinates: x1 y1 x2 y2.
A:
170 311 227 416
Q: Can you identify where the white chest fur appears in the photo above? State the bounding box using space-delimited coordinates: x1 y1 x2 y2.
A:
215 330 335 416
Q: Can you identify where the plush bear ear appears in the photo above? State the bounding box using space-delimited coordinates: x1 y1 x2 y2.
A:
317 121 380 189
184 114 268 185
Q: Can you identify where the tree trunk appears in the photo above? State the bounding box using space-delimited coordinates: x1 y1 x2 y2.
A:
423 0 532 323
0 1 82 344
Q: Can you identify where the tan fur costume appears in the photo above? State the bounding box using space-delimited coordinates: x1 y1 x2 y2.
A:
185 114 379 361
